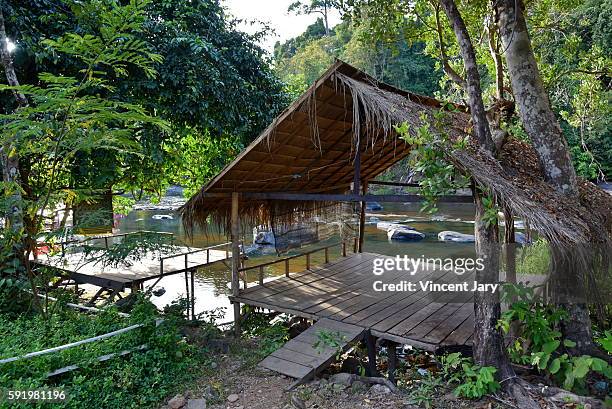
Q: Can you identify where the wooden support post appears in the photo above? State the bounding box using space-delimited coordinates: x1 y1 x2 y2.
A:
184 272 190 319
258 266 264 285
353 138 361 195
231 192 241 337
190 270 195 321
358 180 368 253
387 341 398 384
366 331 378 377
284 259 289 277
324 247 329 264
342 241 347 257
306 253 310 270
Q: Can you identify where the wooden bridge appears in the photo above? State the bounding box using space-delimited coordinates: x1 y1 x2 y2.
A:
31 231 234 317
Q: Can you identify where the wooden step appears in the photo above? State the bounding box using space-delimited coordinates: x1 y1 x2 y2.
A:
258 318 365 387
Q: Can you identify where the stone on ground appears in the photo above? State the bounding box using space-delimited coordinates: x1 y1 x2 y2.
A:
168 394 187 409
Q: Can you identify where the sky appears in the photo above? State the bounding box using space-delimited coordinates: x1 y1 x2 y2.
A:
223 0 342 52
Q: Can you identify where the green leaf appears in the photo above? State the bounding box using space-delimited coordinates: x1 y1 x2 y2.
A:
572 356 592 378
542 340 560 354
548 358 561 374
563 339 577 348
590 357 608 372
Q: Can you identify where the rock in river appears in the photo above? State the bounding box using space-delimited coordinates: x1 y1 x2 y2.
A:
366 202 383 211
376 221 415 231
437 231 475 243
388 228 425 241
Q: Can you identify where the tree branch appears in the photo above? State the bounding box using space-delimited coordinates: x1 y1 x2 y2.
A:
433 2 467 89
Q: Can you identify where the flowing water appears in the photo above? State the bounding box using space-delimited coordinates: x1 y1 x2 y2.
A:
115 202 478 321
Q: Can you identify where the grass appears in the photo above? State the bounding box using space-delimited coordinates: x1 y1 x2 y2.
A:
0 297 204 409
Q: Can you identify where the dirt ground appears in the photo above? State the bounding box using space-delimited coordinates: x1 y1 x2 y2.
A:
171 351 511 409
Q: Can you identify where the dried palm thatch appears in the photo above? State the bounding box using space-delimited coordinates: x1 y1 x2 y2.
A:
180 60 611 262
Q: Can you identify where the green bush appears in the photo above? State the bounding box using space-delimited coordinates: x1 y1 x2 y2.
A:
499 283 612 393
0 298 201 409
439 352 500 399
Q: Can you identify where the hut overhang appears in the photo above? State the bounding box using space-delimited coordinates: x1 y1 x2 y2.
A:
180 60 471 232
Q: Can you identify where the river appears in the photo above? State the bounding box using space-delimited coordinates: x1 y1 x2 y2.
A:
115 202 479 322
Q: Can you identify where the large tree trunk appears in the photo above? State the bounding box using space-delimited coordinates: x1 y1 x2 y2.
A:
494 0 576 196
472 188 508 372
495 0 598 357
439 2 539 406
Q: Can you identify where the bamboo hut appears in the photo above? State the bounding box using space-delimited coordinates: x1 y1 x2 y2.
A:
180 61 611 371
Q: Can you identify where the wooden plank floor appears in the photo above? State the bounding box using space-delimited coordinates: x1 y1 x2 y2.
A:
259 318 364 381
234 252 546 351
32 246 231 290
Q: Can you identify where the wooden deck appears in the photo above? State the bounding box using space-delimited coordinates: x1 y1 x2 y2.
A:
233 252 544 352
33 245 232 290
259 318 364 383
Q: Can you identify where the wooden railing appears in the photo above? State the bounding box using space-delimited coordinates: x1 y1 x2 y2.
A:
59 230 175 255
237 237 358 289
159 241 232 275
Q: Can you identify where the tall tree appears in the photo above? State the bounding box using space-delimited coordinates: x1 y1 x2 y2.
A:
437 1 538 406
494 0 603 357
288 1 339 36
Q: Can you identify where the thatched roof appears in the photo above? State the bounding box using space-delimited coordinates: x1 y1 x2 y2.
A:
180 60 612 251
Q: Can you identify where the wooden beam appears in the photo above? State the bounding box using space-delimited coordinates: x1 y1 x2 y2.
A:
387 340 398 384
366 330 379 376
353 142 361 195
196 192 473 203
369 180 420 187
358 181 367 253
231 192 241 336
241 193 473 203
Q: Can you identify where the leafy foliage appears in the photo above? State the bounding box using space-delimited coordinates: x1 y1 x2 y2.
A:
394 110 469 213
499 283 612 392
240 306 290 357
340 0 611 180
0 297 201 409
0 0 168 265
439 352 500 399
274 18 441 98
313 329 346 359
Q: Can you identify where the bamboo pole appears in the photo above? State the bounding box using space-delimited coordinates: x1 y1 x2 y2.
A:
231 192 241 336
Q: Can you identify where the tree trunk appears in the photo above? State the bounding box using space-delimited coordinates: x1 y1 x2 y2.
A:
494 0 577 196
439 0 495 153
472 188 508 372
0 7 26 251
440 2 539 406
495 0 599 357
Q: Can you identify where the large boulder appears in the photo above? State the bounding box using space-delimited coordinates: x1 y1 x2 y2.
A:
366 202 383 211
437 231 475 243
388 228 425 241
252 227 275 245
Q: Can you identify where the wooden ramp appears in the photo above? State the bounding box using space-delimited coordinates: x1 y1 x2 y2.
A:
259 318 365 384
